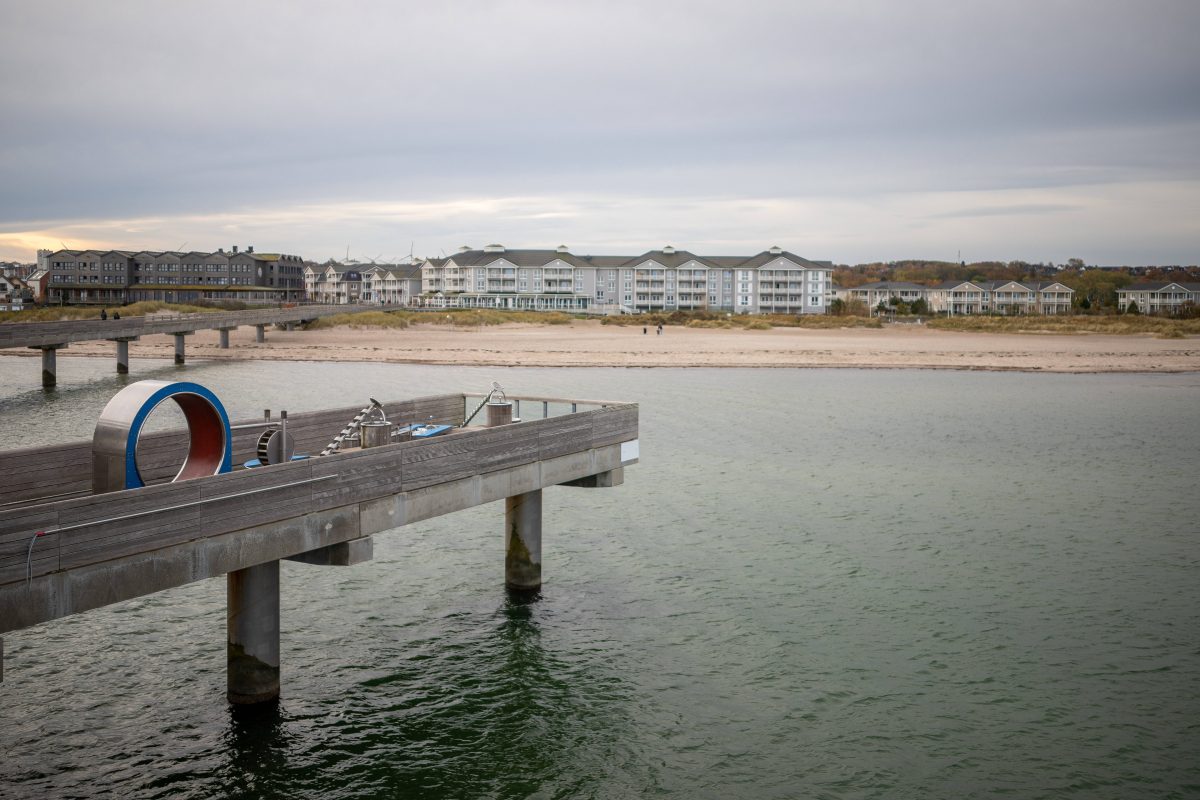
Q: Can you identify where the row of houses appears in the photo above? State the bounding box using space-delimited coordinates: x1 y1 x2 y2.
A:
25 246 1198 317
35 247 306 305
304 263 423 305
0 272 33 311
841 280 1076 315
1116 282 1200 314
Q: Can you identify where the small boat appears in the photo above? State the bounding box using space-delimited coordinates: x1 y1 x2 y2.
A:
403 423 452 439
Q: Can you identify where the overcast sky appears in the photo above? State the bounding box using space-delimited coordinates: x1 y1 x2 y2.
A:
1 0 1197 264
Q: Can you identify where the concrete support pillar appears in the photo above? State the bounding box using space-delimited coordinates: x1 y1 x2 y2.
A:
40 346 58 388
505 490 542 590
255 324 266 343
218 328 231 349
227 560 280 704
173 334 186 365
116 339 129 374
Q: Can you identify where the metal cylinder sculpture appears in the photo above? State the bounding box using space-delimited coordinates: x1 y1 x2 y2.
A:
92 380 232 493
485 402 513 427
360 421 393 448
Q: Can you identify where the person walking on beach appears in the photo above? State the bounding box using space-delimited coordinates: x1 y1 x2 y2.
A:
100 309 107 320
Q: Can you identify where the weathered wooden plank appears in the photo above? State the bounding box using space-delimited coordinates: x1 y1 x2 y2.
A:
473 422 543 474
401 435 480 491
0 554 58 586
590 404 639 448
536 413 595 460
309 446 406 508
197 460 316 530
0 506 61 548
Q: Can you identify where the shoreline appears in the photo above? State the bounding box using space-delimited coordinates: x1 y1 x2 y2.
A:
1 320 1197 374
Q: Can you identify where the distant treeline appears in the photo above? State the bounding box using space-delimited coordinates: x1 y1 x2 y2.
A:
833 260 1200 309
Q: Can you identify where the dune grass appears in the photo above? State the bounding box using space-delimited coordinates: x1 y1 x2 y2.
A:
0 301 228 324
926 315 1199 338
306 309 572 330
604 311 882 330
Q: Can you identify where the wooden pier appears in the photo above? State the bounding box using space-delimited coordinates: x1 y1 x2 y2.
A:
0 305 376 387
0 392 639 701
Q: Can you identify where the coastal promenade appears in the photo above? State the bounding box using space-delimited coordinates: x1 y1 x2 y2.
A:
0 305 376 386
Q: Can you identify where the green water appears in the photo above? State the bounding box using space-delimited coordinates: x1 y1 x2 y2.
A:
1 358 1197 799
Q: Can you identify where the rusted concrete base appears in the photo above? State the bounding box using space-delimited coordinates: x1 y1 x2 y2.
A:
505 489 542 590
228 560 280 704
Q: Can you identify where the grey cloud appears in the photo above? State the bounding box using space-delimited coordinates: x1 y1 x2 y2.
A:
1 0 1198 261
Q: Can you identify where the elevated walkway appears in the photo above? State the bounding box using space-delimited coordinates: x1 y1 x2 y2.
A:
0 390 639 701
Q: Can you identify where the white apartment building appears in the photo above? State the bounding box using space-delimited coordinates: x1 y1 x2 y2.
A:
420 245 833 314
1117 282 1200 314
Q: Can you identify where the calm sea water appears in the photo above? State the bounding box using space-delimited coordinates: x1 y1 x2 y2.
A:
0 356 1198 799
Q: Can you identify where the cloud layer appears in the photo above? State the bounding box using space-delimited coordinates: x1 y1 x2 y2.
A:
2 0 1197 264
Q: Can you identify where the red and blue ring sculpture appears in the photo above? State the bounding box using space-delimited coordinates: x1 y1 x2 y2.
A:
92 380 232 492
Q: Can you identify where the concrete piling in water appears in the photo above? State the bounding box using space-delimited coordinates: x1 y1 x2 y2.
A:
505 490 543 590
482 400 541 589
255 324 266 343
218 328 232 349
40 345 58 388
115 339 130 374
173 333 188 365
227 560 281 704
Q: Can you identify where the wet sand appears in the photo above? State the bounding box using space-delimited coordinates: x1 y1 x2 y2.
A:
7 319 1197 373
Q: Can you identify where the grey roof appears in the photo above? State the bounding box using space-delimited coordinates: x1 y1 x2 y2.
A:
737 250 830 269
442 247 831 271
851 281 928 291
932 280 1074 291
1122 282 1200 291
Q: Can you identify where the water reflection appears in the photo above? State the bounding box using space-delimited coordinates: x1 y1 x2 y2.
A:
220 699 292 800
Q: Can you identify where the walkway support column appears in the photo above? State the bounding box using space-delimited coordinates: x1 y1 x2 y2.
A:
227 560 280 704
173 332 191 365
505 490 542 590
30 344 64 389
218 328 232 349
255 324 266 343
115 338 130 374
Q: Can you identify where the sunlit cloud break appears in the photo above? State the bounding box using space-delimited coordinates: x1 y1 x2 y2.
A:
2 181 1197 266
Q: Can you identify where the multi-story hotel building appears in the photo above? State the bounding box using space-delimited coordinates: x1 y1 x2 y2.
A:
420 245 833 314
43 246 306 305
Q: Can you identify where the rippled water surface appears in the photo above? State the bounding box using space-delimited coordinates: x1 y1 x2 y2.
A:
1 357 1198 799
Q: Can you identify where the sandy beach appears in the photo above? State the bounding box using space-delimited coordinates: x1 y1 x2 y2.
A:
5 319 1197 373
